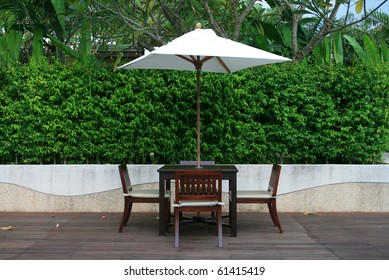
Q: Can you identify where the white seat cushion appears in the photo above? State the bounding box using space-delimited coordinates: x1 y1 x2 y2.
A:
124 189 171 198
237 190 272 199
174 200 225 207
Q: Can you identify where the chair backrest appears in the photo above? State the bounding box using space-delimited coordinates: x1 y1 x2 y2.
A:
118 164 132 194
175 170 222 202
268 164 281 197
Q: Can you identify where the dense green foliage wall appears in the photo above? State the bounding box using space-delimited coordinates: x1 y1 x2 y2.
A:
0 63 388 164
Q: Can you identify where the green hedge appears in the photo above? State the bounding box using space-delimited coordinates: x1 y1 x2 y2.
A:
0 62 388 164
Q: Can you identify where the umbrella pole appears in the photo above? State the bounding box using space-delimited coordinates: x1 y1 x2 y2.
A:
196 66 201 168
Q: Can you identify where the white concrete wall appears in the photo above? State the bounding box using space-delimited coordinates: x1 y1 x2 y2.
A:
1 164 388 212
383 152 389 164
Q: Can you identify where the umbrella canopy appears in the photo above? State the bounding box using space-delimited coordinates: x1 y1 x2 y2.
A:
119 26 291 167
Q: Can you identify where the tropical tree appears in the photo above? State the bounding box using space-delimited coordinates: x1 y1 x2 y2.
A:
264 0 389 61
90 0 258 51
1 0 388 65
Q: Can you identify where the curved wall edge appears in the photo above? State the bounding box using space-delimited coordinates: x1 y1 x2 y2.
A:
1 164 388 196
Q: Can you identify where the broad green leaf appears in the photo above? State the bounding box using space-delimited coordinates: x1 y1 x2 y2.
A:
363 34 379 66
281 25 292 48
323 37 331 65
79 25 92 60
343 34 367 64
313 41 325 65
0 30 23 65
380 40 389 63
47 34 81 61
32 26 44 62
300 17 319 25
8 30 23 61
333 32 343 65
0 37 7 62
51 0 66 33
253 21 283 43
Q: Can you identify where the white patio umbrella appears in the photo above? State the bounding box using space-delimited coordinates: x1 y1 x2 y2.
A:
119 25 291 168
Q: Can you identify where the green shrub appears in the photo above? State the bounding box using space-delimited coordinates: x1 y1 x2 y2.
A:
0 62 388 164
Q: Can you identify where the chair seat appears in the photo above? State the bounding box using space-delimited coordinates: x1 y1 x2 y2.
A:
124 189 171 198
237 190 273 199
174 200 225 207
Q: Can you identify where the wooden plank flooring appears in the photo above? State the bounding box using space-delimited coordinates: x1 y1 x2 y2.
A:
1 212 389 260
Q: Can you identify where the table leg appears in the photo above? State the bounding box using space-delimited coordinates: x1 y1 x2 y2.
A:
230 177 237 237
159 175 165 236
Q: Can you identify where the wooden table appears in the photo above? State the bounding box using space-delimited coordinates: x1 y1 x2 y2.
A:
157 164 239 236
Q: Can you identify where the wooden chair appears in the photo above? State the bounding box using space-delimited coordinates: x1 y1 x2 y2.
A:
118 164 171 233
174 170 224 248
236 164 283 233
180 160 215 218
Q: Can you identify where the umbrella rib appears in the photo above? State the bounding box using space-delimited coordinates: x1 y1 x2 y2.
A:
176 54 195 64
176 55 231 73
176 55 204 70
200 56 213 63
216 57 231 73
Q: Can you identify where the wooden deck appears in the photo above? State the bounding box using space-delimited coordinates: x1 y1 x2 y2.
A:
1 212 389 260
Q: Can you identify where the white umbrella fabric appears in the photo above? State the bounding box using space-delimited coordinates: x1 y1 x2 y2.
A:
119 26 291 168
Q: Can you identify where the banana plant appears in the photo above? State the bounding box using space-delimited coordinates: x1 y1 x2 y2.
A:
0 0 93 65
333 31 344 64
312 31 389 67
49 0 95 65
0 0 65 63
344 33 389 66
0 11 23 66
313 36 331 65
0 31 23 66
313 31 344 66
31 26 44 62
381 40 389 63
51 0 66 33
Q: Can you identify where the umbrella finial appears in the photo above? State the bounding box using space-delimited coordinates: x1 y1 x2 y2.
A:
195 22 202 29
